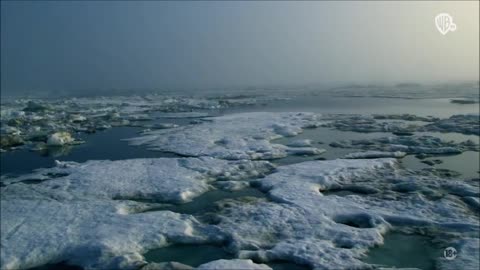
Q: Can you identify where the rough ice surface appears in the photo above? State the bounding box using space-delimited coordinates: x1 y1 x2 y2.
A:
344 151 406 159
46 131 75 146
155 112 211 119
421 114 480 135
128 112 325 160
141 261 193 270
330 135 478 156
372 114 439 122
0 198 221 270
212 159 479 269
197 259 271 270
286 139 313 147
0 157 275 269
2 157 274 203
323 113 479 136
0 95 277 152
323 114 420 134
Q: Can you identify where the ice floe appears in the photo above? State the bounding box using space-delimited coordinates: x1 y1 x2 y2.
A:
0 198 220 270
2 157 274 203
330 135 478 157
344 151 407 159
211 159 479 269
0 156 276 269
196 259 271 270
46 132 75 146
421 114 480 136
0 94 276 152
323 113 479 136
1 156 478 269
128 112 325 160
322 114 420 134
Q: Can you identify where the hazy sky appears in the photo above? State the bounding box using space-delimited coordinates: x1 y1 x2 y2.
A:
1 1 479 93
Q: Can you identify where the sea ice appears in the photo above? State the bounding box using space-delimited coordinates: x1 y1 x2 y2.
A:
128 112 325 160
0 198 222 270
330 135 478 156
196 259 271 270
344 151 406 159
322 114 419 134
0 95 277 152
213 159 479 269
2 157 275 203
46 132 75 146
421 114 480 136
0 156 277 269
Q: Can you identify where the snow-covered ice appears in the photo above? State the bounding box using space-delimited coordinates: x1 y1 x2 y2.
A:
344 151 407 159
0 156 278 269
128 112 326 160
421 114 479 136
330 135 478 156
0 95 279 152
0 198 221 270
212 159 479 269
1 156 478 269
2 157 274 203
196 259 271 270
46 131 75 146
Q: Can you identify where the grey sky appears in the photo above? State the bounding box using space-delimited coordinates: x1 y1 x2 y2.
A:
1 1 478 93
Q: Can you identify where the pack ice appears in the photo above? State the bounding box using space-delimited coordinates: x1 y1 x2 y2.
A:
128 112 326 160
0 157 274 269
212 159 479 269
330 135 478 156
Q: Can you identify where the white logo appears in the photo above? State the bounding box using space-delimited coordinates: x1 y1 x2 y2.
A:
443 247 457 260
435 13 457 35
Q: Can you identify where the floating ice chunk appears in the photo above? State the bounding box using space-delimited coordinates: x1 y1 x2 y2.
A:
0 198 220 270
141 261 193 270
373 114 439 122
323 114 419 133
286 139 313 147
344 151 407 159
0 134 24 149
155 112 211 119
127 112 324 160
1 94 278 154
46 132 74 146
197 259 271 270
69 114 87 122
331 135 477 156
213 158 479 269
285 147 326 156
2 157 274 203
240 240 367 269
128 114 153 121
151 123 179 129
214 181 250 191
421 114 480 135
